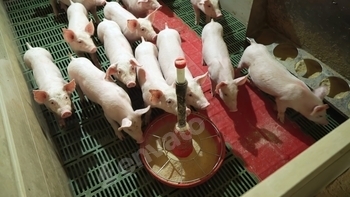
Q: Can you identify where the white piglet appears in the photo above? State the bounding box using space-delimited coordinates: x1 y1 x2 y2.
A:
121 0 162 18
23 43 76 128
62 0 101 69
67 56 150 143
135 37 191 123
49 0 106 23
157 23 210 110
97 18 140 88
103 1 158 43
190 0 222 25
238 38 329 125
202 20 247 112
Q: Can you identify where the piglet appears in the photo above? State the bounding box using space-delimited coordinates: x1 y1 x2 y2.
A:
121 0 162 18
23 42 76 128
62 0 101 69
67 55 150 143
136 37 191 124
157 23 210 110
50 0 106 24
103 1 158 43
190 0 222 25
202 20 247 112
238 38 329 125
97 18 140 88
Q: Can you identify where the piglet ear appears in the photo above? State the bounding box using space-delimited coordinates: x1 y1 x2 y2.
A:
146 8 158 22
233 75 248 86
149 89 163 104
62 28 76 43
130 58 142 67
85 20 95 36
64 79 76 94
199 0 208 5
310 104 329 116
118 118 132 131
127 19 138 32
194 72 208 85
33 90 48 104
105 65 117 81
215 81 227 94
135 105 151 116
313 86 328 100
138 67 146 81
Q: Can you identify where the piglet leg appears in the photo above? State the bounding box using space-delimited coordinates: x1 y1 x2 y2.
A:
89 53 102 70
144 108 152 125
90 7 101 24
105 114 125 140
76 84 86 103
205 15 211 24
210 78 216 97
276 98 287 123
56 114 66 128
192 6 201 25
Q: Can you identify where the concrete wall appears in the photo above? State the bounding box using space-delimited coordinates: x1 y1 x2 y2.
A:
0 2 73 197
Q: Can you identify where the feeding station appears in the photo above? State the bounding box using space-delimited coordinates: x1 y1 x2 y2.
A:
140 57 226 188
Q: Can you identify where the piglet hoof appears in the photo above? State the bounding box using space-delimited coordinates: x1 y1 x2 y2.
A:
277 112 285 123
58 118 66 128
115 130 125 141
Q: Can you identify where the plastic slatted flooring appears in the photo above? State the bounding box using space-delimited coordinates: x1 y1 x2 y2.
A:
3 0 346 196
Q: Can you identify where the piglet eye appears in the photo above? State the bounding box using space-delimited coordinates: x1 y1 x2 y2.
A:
65 96 69 100
166 100 172 104
118 70 122 74
141 28 145 31
188 93 193 97
224 93 228 97
207 5 211 8
50 101 55 105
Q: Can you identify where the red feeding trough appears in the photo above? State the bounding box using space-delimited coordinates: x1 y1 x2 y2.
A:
140 58 226 188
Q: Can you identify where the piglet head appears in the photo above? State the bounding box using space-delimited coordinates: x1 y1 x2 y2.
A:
62 20 97 53
118 105 151 143
138 0 162 11
307 86 329 125
186 72 210 110
198 0 222 18
215 76 247 112
149 88 176 114
127 7 158 42
105 59 141 88
33 79 76 119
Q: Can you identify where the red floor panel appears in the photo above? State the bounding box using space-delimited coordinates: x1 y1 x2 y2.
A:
152 3 316 181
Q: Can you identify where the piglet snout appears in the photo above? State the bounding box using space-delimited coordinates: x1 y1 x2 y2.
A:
216 13 223 18
127 81 136 88
90 47 97 53
61 110 72 118
229 108 238 112
200 102 210 109
136 137 145 144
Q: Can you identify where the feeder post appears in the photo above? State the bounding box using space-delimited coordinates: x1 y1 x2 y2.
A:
172 57 193 158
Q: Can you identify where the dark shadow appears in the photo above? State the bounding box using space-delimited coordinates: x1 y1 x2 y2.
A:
159 0 179 17
32 4 55 18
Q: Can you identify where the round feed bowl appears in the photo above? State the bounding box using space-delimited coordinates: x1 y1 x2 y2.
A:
140 112 226 188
